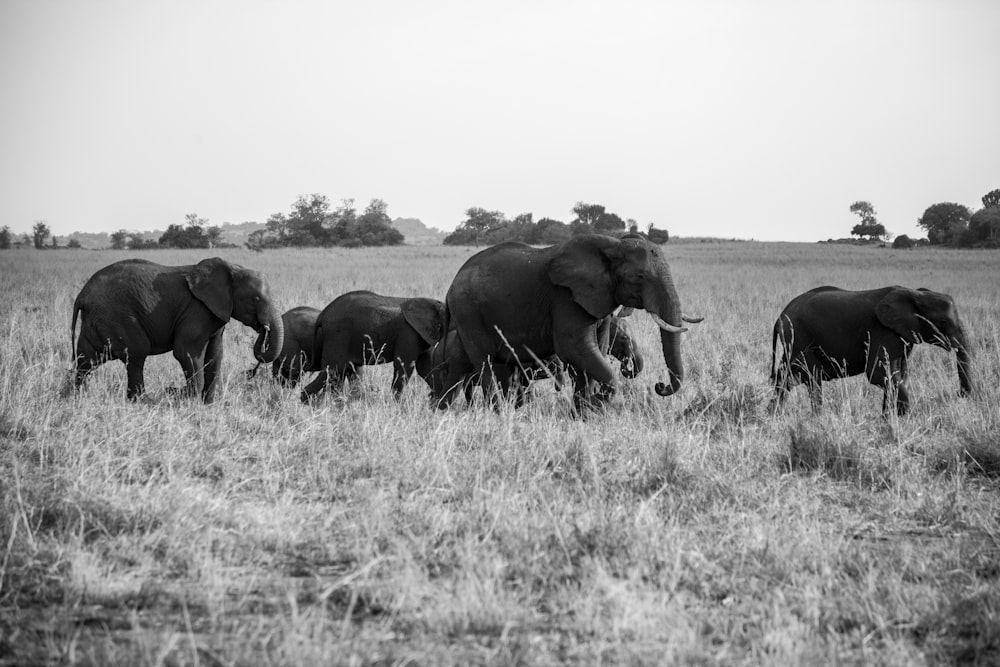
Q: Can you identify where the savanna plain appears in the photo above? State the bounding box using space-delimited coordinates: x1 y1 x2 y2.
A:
1 242 998 666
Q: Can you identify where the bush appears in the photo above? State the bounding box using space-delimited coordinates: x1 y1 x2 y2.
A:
892 235 914 249
647 227 670 244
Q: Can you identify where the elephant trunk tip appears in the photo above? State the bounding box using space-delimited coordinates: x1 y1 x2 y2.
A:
654 380 680 397
654 371 682 397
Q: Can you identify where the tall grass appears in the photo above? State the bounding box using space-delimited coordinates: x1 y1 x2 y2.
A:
1 242 998 664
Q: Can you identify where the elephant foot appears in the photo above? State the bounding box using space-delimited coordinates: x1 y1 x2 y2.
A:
572 389 613 418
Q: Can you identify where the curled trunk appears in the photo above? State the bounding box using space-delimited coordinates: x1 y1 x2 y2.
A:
645 281 684 397
253 302 285 364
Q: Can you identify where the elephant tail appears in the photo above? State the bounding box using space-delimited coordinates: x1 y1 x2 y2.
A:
70 298 82 365
770 319 779 384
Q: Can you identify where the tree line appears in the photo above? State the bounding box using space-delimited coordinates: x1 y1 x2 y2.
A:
442 202 670 246
849 188 1000 249
245 195 403 250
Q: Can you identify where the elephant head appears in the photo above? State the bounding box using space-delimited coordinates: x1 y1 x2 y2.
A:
186 258 285 364
609 317 644 379
548 233 693 397
401 298 446 347
875 287 973 395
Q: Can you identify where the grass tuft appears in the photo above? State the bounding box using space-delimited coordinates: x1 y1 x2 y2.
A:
914 589 1000 665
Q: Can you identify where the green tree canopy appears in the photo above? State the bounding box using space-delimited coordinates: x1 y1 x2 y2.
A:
0 226 11 249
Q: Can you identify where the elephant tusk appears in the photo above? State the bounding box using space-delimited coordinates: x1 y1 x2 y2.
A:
650 313 688 334
681 314 704 324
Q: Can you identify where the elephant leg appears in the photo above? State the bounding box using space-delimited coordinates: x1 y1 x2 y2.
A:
341 364 363 396
125 355 147 401
70 342 102 391
284 355 301 387
391 358 414 399
869 348 909 416
479 362 519 409
300 369 328 403
276 363 291 387
172 346 206 400
201 331 224 403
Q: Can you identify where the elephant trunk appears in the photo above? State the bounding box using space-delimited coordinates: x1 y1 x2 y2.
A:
645 281 684 397
952 326 974 396
254 302 285 364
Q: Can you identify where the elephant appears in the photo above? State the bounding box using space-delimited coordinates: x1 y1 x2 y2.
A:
67 257 284 403
247 306 320 386
431 233 700 410
423 313 644 406
770 285 973 415
300 290 446 402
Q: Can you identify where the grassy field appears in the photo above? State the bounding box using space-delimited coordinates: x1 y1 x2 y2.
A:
1 242 998 665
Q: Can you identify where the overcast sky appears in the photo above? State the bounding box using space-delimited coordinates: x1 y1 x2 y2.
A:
2 0 997 242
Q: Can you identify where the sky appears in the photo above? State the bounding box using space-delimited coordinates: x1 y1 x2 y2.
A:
1 0 998 243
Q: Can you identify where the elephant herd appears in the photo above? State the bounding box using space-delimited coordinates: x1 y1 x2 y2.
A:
65 234 974 416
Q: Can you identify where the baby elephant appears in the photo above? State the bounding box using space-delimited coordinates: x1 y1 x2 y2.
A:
771 285 973 415
300 291 446 402
247 306 320 386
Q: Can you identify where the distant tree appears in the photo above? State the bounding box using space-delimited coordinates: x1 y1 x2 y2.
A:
570 202 627 236
50 234 59 248
892 234 914 249
127 233 158 250
969 207 1000 245
0 226 11 249
285 194 332 246
110 229 129 250
32 221 50 249
982 188 1000 209
67 238 82 249
917 202 970 246
328 199 359 245
355 198 404 246
848 201 887 240
245 229 268 252
647 224 670 244
444 207 508 246
159 212 222 248
533 217 570 244
205 225 222 247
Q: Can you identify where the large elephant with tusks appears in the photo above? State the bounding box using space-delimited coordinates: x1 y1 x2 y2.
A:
431 233 700 411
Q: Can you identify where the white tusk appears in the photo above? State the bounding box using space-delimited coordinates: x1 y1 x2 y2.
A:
650 313 688 333
681 314 704 324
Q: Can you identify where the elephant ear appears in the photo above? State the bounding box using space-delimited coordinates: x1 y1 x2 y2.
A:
547 237 617 318
875 288 919 343
402 298 445 346
186 257 234 323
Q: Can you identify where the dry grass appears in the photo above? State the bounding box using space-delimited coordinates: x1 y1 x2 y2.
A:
1 242 999 665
